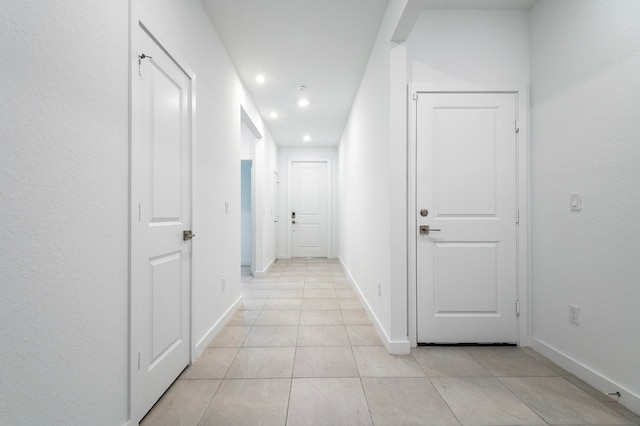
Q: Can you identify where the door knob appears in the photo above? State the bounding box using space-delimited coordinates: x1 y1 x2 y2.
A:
183 230 195 241
419 225 441 235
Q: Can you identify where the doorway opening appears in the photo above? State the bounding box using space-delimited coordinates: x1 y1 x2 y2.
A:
241 160 253 277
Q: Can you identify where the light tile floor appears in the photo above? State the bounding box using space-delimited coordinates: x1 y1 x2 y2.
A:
142 258 640 426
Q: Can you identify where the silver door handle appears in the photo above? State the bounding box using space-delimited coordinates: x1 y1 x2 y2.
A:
419 225 441 235
183 230 195 241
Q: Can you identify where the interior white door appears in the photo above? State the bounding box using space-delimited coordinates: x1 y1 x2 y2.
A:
131 26 192 421
291 161 327 258
416 92 518 344
274 171 280 260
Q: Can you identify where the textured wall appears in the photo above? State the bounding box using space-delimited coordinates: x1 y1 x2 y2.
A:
530 0 640 409
0 1 129 424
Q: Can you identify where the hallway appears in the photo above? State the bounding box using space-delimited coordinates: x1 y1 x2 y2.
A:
141 259 638 425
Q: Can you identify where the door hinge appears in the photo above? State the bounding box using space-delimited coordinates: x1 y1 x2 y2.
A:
413 92 418 101
137 351 141 370
515 119 520 133
516 208 520 224
516 300 521 316
138 203 141 222
138 53 152 77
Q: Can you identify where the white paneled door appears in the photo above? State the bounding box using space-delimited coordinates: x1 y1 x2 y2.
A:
131 25 192 422
291 161 328 258
416 92 518 343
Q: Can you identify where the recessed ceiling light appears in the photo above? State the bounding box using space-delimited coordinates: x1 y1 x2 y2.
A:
298 98 309 107
303 135 311 142
270 111 278 119
256 74 266 84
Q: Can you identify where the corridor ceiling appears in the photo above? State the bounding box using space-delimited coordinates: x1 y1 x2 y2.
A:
200 0 389 146
200 0 538 147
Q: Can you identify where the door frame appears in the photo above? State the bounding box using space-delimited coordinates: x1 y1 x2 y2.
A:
407 84 530 348
287 158 332 258
129 7 197 423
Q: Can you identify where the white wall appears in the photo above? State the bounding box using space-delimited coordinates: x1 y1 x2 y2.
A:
338 0 409 353
0 0 273 422
252 122 279 274
407 10 530 86
278 146 339 258
0 1 129 424
529 0 640 412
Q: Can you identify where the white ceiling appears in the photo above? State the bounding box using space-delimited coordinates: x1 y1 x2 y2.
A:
201 0 537 147
201 0 389 147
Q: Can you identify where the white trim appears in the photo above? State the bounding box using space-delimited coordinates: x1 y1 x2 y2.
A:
407 84 530 348
194 296 242 358
129 4 197 423
340 258 411 354
253 257 275 278
531 338 640 414
287 157 332 258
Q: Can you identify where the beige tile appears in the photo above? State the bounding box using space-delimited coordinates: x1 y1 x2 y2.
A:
299 310 344 325
304 281 334 289
564 374 613 402
180 348 237 379
262 298 302 310
431 377 546 425
336 288 358 298
241 289 271 298
238 298 266 311
199 379 290 426
287 378 373 426
466 346 557 376
500 376 629 425
209 326 251 348
346 325 382 346
268 289 303 299
225 347 295 378
342 310 371 325
141 379 220 426
227 310 260 326
339 298 364 310
412 347 491 377
521 347 572 376
298 325 350 346
353 346 424 378
362 378 460 426
254 310 300 326
305 275 334 282
293 346 359 378
278 275 306 282
333 280 352 289
243 325 298 347
303 288 337 298
274 281 304 289
240 282 274 290
301 298 341 310
605 401 640 424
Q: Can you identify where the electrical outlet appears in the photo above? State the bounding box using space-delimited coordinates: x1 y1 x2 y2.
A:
221 277 226 292
377 282 382 297
569 304 580 325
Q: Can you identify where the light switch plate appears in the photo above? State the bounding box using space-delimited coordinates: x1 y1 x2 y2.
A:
570 192 582 211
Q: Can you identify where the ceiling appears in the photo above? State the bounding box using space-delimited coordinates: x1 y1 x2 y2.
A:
200 0 538 147
201 0 389 147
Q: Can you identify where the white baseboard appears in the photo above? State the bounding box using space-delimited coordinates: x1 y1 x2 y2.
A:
253 258 276 278
339 258 411 355
531 337 640 415
193 296 242 359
